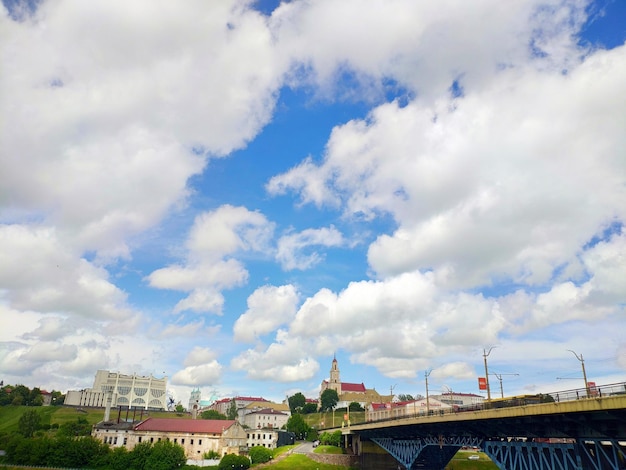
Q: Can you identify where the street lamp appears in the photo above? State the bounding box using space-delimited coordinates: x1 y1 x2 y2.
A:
425 369 432 415
567 350 589 396
483 347 496 402
490 372 519 398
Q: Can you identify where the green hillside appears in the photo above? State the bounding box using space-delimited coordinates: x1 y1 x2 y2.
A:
0 406 190 434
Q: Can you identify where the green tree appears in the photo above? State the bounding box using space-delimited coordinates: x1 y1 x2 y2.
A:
249 445 272 464
128 441 153 470
302 402 318 414
319 430 342 447
227 398 238 419
18 409 41 437
218 453 250 470
397 394 414 401
286 413 310 439
201 409 228 420
145 440 186 470
105 446 131 470
175 403 185 412
57 417 92 437
288 392 306 414
349 401 364 411
320 389 339 412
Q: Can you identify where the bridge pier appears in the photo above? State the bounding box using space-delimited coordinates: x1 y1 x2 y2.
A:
483 438 626 470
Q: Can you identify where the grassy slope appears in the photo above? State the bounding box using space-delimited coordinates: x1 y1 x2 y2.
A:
0 405 191 434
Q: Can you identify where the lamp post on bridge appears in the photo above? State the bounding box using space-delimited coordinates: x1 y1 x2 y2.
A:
425 369 432 415
483 347 496 402
490 372 519 398
567 350 589 396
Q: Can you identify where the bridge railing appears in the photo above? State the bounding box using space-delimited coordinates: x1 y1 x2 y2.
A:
341 381 626 429
551 381 626 402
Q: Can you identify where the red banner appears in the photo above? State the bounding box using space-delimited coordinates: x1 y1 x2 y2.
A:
478 377 487 390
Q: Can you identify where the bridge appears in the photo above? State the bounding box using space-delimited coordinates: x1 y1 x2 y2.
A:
335 382 626 470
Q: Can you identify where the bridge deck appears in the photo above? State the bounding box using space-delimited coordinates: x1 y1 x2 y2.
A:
343 395 626 440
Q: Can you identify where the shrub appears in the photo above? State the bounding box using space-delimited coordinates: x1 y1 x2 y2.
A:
202 449 220 459
218 453 250 470
249 445 272 464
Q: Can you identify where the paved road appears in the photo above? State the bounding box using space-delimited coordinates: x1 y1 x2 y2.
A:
293 440 315 453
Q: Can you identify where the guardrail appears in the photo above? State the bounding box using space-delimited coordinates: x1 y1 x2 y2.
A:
324 381 626 429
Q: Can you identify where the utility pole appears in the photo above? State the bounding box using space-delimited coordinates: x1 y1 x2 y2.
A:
490 372 519 398
567 350 589 396
483 347 496 402
425 369 432 415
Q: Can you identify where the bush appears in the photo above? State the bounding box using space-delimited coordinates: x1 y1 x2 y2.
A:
202 449 220 460
249 445 272 464
218 453 250 470
319 430 342 447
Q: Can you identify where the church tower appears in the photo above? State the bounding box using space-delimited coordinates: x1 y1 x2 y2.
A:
329 354 341 394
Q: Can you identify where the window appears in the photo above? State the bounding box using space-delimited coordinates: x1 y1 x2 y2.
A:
114 437 118 444
123 438 127 445
181 438 185 444
174 438 177 443
158 437 161 442
198 439 202 445
138 437 142 443
150 437 154 443
191 439 194 445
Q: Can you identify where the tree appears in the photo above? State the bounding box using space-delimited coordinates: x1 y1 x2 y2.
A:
319 430 342 447
128 441 153 470
174 403 185 413
18 409 41 437
288 392 306 414
227 398 238 420
57 417 91 437
320 389 339 412
218 453 250 470
285 413 310 440
348 401 364 411
249 445 272 464
201 409 228 420
145 440 186 470
397 394 414 401
302 402 318 414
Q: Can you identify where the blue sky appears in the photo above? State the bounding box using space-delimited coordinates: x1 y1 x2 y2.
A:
1 0 625 406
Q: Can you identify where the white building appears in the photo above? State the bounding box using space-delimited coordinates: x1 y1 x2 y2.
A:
430 392 484 408
92 417 247 459
65 370 167 410
367 397 453 421
243 408 289 430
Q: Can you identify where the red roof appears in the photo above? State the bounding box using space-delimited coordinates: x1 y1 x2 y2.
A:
134 418 235 434
341 382 366 392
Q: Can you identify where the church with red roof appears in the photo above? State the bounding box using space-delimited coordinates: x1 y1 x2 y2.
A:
320 356 392 408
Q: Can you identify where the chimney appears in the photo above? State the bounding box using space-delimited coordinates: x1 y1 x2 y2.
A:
104 387 113 422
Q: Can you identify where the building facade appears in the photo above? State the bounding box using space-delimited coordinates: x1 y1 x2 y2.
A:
65 370 167 410
367 397 453 421
243 408 289 430
92 417 247 459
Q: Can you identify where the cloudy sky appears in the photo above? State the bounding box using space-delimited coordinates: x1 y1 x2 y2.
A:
1 0 625 406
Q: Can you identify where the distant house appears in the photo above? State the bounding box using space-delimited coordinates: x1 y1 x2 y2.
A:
92 417 247 459
243 408 289 430
320 356 392 409
238 400 290 424
430 392 484 407
367 397 452 421
209 396 269 417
